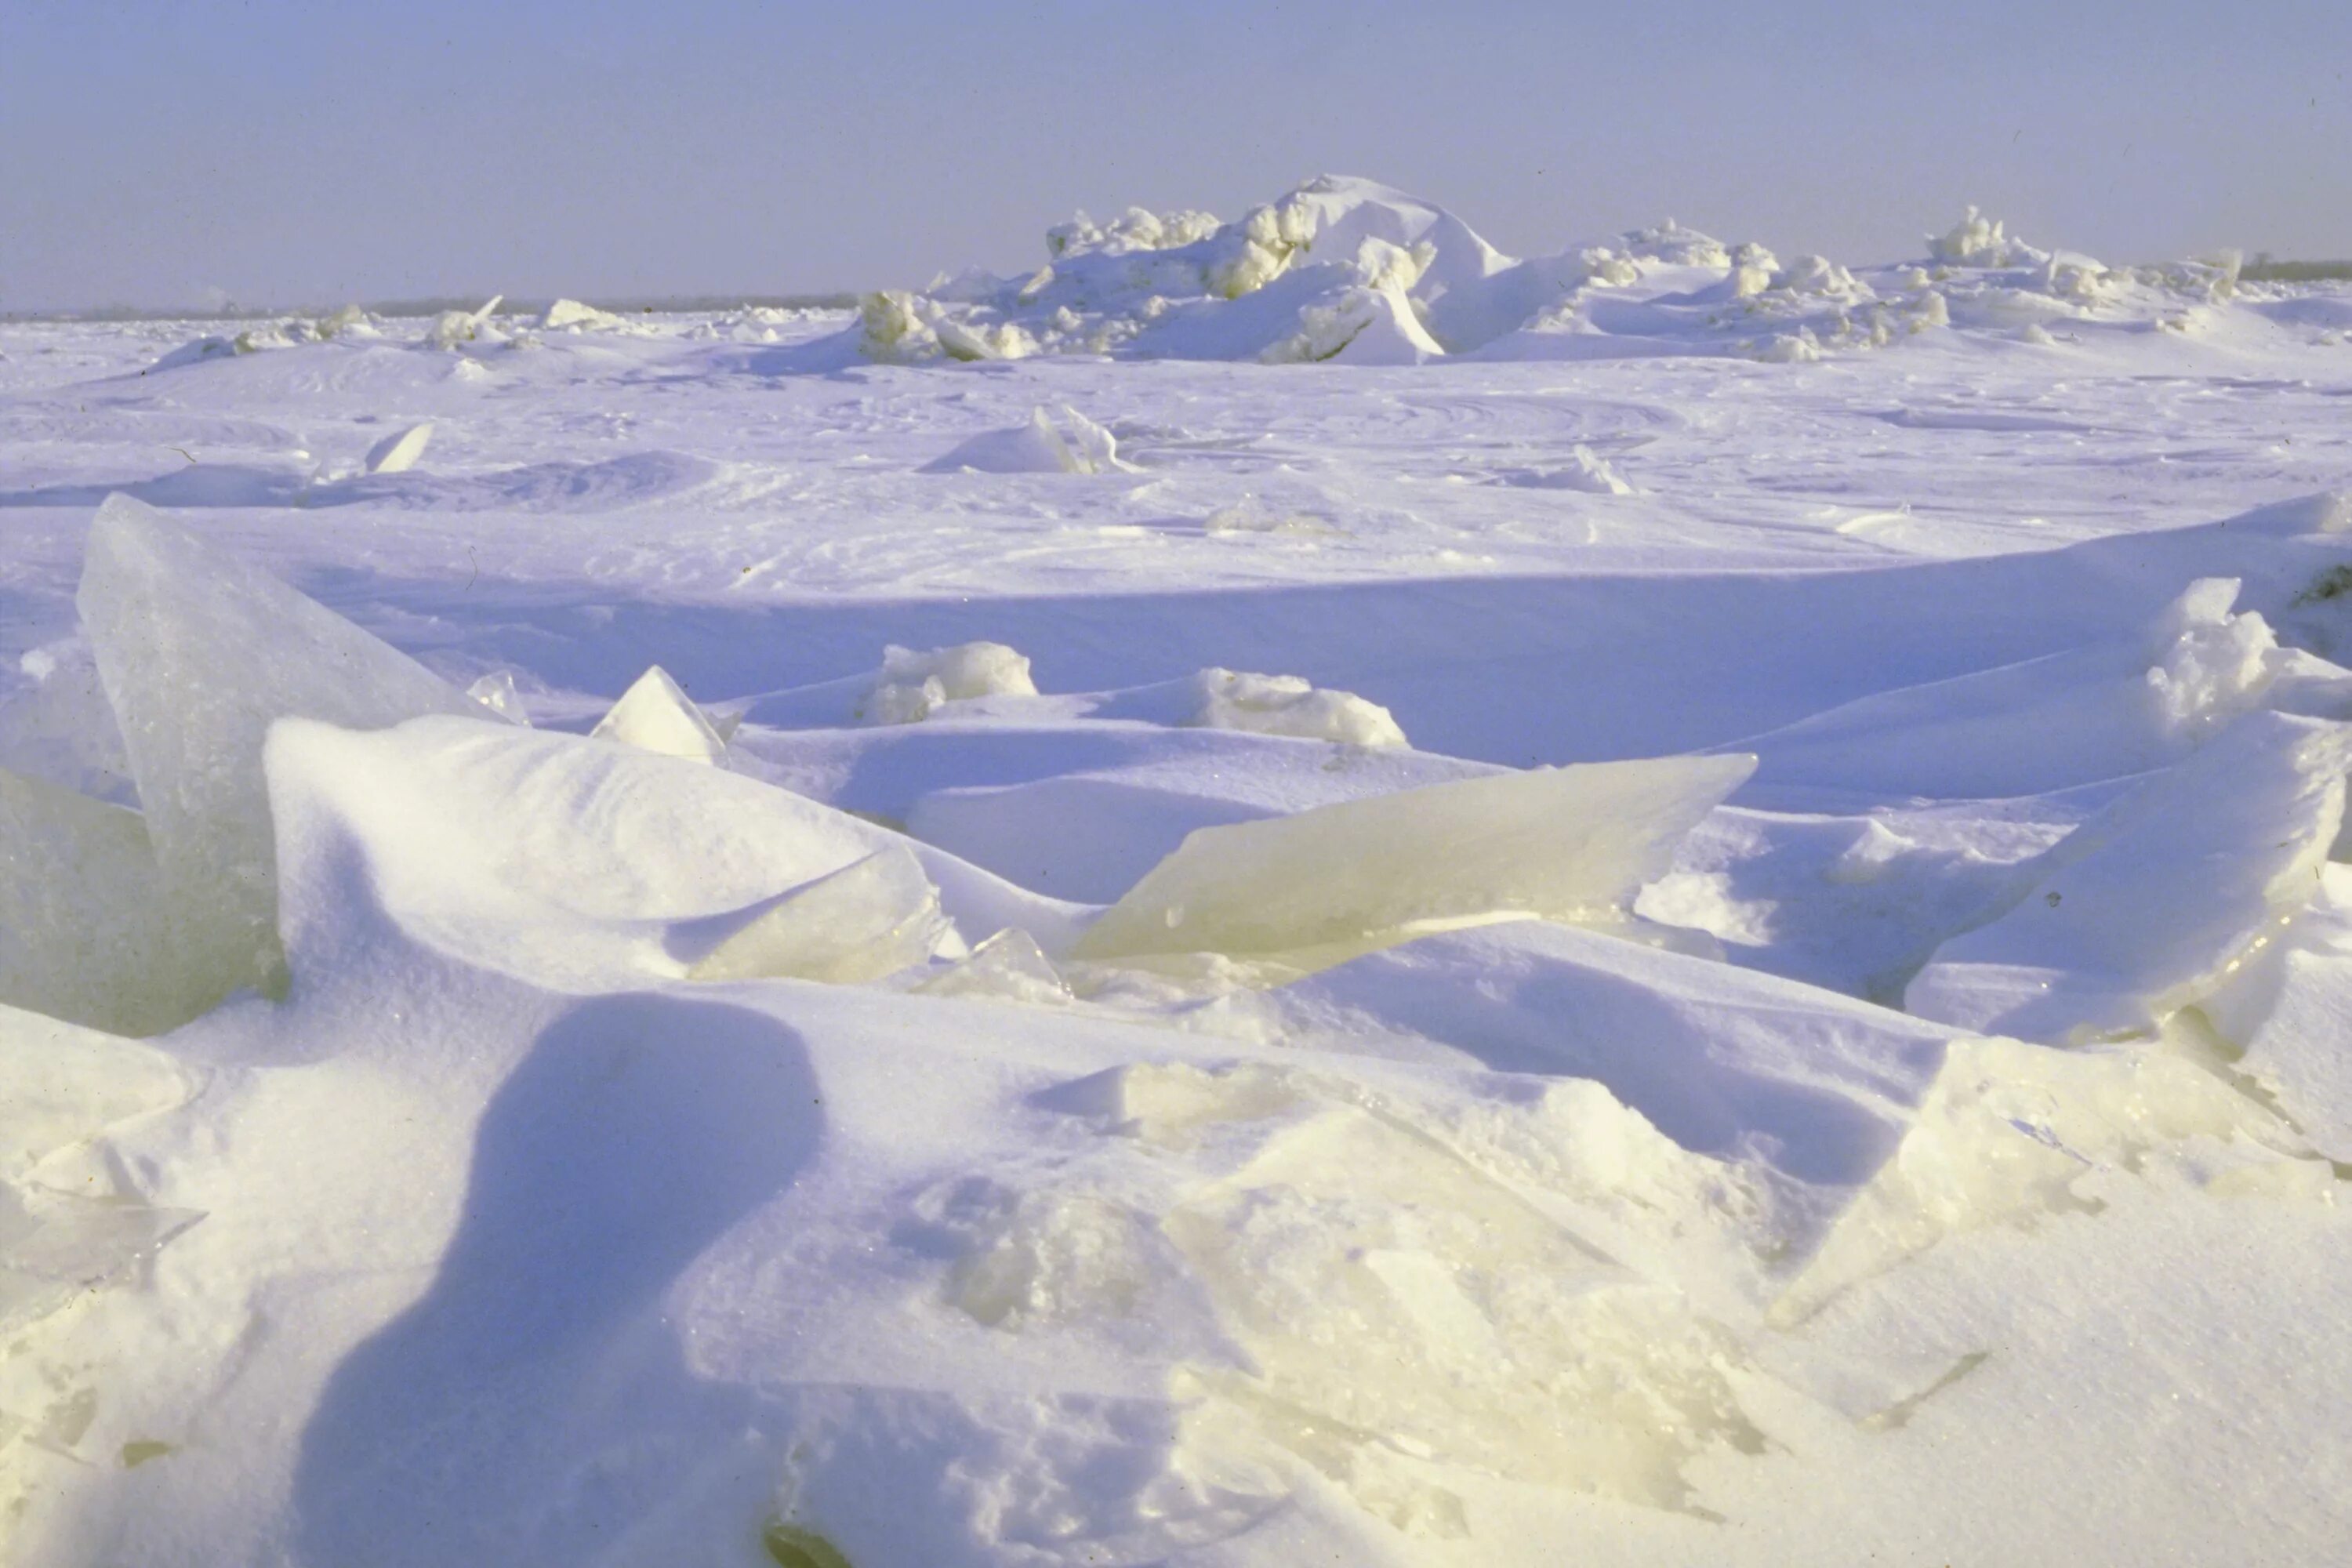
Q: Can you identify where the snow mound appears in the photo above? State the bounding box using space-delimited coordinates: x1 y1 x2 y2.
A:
924 406 1138 474
860 641 1039 724
1075 752 1756 971
1185 668 1407 748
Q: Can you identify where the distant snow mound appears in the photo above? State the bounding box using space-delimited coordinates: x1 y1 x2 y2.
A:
1186 668 1408 748
924 406 1139 475
862 642 1040 724
1928 206 2049 270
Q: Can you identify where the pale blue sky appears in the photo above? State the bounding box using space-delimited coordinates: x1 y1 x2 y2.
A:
5 0 2347 311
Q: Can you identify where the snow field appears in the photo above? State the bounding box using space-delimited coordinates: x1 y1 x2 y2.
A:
3 176 2352 1566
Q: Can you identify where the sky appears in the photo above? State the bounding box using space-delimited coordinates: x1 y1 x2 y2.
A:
4 0 2349 312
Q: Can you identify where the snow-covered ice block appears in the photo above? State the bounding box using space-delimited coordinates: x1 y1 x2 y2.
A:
0 1002 192 1178
859 641 1038 725
1186 667 1406 748
686 846 952 985
362 423 432 475
1741 578 2292 799
0 765 201 1036
264 716 1073 989
590 665 728 764
77 495 488 1007
1281 920 1953 1185
1906 711 2352 1042
1074 753 1756 966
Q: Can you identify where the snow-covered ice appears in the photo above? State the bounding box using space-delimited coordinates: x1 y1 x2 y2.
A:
5 176 2352 1566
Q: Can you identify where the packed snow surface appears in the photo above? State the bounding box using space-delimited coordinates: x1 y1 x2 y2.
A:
4 176 2352 1567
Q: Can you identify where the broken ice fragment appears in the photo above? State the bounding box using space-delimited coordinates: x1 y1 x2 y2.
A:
914 928 1072 1004
1906 710 2352 1042
1074 753 1755 967
362 423 433 475
590 666 728 764
0 1185 203 1336
0 765 207 1036
0 1002 193 1177
686 846 950 985
465 671 531 725
1186 667 1406 748
76 495 487 1011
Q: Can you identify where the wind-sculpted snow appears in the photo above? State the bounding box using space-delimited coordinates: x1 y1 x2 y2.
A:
9 224 2352 1565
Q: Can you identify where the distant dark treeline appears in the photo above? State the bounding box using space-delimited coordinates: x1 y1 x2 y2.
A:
2241 260 2352 283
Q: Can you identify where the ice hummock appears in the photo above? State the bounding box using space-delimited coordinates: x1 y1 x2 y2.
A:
1906 710 2352 1041
1076 752 1756 967
76 495 494 1010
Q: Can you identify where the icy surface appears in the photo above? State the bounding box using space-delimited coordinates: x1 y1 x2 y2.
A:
1076 753 1756 966
6 183 2352 1566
